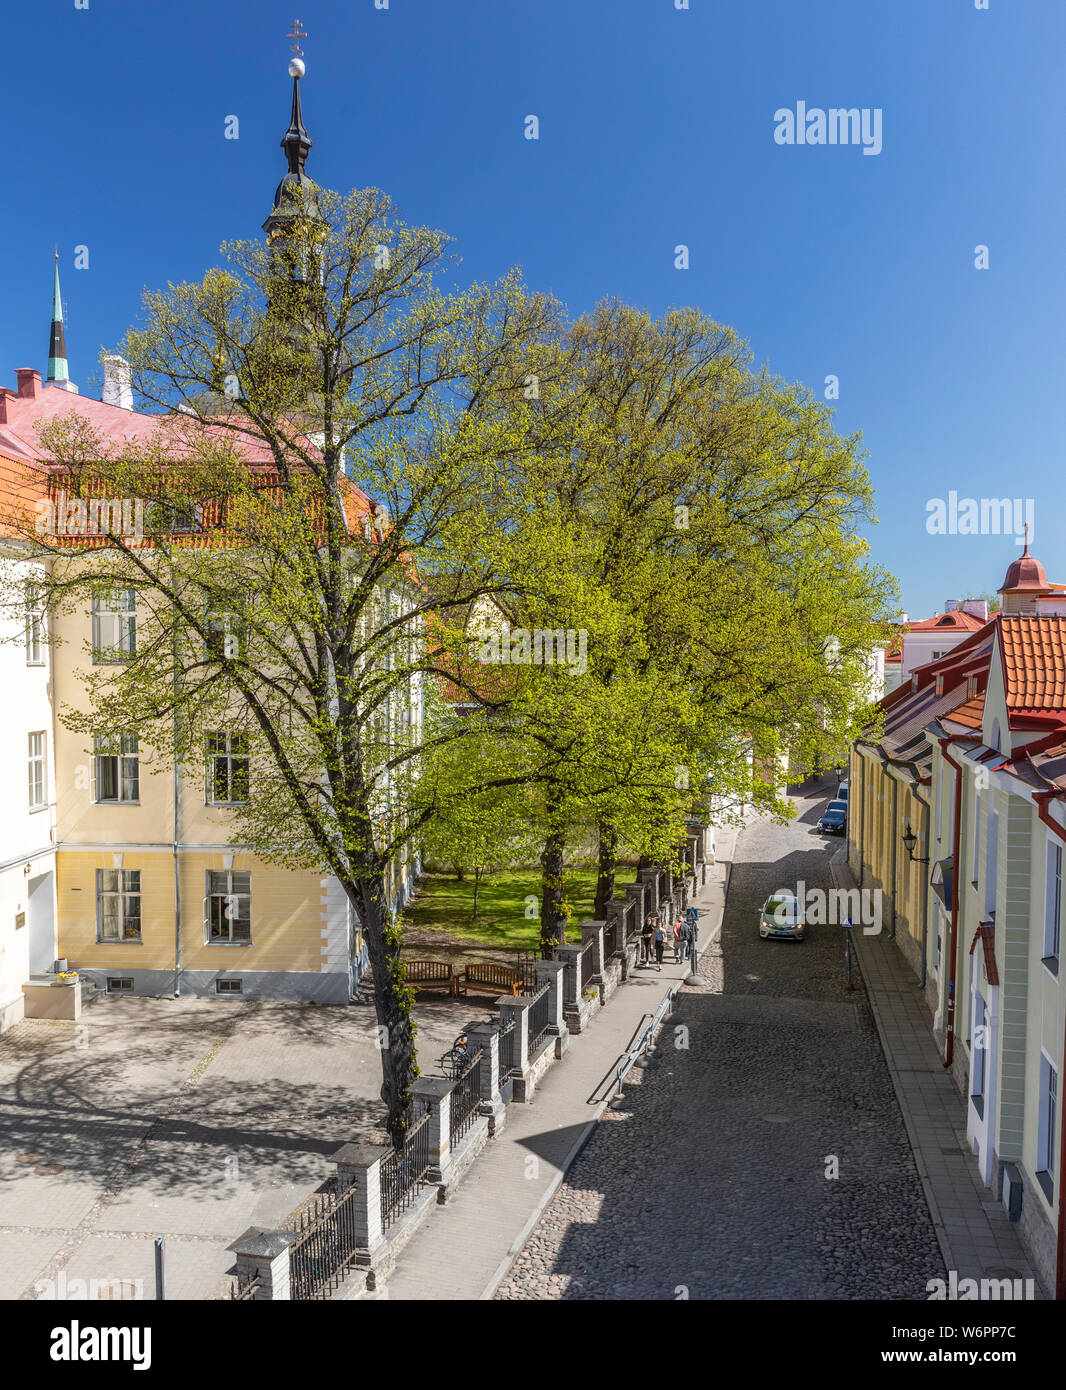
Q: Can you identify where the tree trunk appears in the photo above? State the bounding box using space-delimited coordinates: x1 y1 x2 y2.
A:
539 828 566 958
594 819 617 920
453 863 465 881
472 866 482 919
355 876 418 1151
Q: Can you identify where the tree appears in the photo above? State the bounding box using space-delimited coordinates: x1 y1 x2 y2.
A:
10 184 558 1148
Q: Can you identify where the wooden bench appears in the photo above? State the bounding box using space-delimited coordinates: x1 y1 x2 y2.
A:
401 960 458 994
454 962 523 997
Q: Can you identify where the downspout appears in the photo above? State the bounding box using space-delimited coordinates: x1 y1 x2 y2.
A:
171 559 182 997
1033 788 1066 1300
939 736 967 1071
918 793 930 991
889 776 898 940
856 746 865 890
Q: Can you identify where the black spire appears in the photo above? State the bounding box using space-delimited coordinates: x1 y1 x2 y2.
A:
263 23 320 236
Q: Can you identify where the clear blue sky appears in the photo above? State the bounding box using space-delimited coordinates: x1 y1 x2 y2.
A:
3 0 1063 619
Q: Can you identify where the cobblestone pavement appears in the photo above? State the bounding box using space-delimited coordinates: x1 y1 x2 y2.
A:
496 781 948 1300
0 993 463 1299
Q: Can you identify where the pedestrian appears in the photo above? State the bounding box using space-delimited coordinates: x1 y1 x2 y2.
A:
672 914 683 963
681 913 697 961
654 921 666 971
641 914 655 966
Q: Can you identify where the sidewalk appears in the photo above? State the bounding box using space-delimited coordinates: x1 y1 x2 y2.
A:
831 848 1045 1297
382 832 739 1301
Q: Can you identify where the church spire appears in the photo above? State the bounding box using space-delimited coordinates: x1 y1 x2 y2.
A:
263 20 320 237
47 250 77 392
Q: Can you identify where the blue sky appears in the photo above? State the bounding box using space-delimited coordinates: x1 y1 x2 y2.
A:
2 0 1063 618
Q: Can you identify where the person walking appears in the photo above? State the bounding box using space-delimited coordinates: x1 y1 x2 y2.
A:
672 914 683 964
681 913 697 962
641 914 655 966
654 921 666 971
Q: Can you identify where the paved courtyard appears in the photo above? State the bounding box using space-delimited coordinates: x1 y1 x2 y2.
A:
0 991 467 1300
497 782 948 1300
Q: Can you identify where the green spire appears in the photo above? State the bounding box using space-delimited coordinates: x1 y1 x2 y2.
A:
47 250 72 387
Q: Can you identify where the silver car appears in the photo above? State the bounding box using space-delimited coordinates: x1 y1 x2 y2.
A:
759 891 806 942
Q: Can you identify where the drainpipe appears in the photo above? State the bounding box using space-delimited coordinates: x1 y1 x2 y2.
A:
1033 789 1066 1300
889 776 898 940
918 794 930 992
171 560 182 998
856 747 865 890
939 736 967 1072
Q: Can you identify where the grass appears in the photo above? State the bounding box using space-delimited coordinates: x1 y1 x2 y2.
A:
403 867 602 951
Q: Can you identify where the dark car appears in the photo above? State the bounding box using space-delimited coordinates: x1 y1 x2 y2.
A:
818 801 847 835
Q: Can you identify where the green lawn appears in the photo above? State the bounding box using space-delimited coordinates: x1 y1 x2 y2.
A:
404 867 602 951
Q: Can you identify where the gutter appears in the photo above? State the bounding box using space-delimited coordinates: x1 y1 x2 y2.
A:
1033 788 1066 1301
938 735 967 1073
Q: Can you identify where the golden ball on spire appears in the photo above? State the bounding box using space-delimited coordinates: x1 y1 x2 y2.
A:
289 57 305 78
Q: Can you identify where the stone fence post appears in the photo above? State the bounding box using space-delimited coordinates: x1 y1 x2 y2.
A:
229 1228 296 1300
410 1077 454 1183
639 868 660 916
466 1020 503 1116
330 1143 388 1267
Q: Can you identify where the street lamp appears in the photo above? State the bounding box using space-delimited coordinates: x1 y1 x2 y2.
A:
901 827 929 864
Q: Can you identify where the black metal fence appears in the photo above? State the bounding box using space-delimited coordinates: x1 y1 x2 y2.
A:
526 982 552 1058
498 1017 520 1074
603 916 622 960
448 1048 484 1148
514 951 540 991
381 1108 432 1231
579 936 597 989
230 1269 261 1301
288 1178 366 1301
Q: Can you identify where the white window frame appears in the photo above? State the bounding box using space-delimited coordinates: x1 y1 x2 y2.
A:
25 580 45 665
27 731 47 811
971 781 982 885
96 868 142 942
204 869 251 944
984 806 998 918
92 586 136 664
205 613 242 661
92 733 140 803
205 732 250 805
1038 1052 1058 1182
1044 839 1062 966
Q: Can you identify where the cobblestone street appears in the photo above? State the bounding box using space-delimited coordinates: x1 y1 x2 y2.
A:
497 781 947 1300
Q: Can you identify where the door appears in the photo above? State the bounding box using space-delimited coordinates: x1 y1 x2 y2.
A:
27 872 55 976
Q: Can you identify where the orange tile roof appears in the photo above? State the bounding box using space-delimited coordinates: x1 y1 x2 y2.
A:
906 609 987 632
999 616 1066 715
946 693 985 730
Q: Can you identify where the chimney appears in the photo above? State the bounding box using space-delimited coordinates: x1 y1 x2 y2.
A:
961 598 988 621
15 368 41 399
102 355 133 410
898 611 909 625
943 599 957 612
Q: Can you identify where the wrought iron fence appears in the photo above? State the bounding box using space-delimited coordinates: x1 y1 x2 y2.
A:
526 982 552 1058
579 936 597 988
287 1181 364 1301
448 1047 484 1148
230 1268 262 1301
514 950 540 991
498 1017 520 1074
603 917 622 960
381 1108 432 1231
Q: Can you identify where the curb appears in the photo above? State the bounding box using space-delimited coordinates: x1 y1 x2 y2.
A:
828 846 956 1281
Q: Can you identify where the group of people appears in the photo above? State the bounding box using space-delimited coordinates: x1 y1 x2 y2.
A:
640 911 698 971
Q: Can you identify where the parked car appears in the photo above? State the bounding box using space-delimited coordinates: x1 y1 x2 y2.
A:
759 891 806 941
818 800 847 835
837 780 849 801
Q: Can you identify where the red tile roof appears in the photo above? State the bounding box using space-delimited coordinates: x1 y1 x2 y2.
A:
905 609 987 632
999 616 1066 717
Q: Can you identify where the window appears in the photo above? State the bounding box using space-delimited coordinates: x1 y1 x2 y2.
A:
93 734 139 803
1037 1054 1058 1199
971 989 986 1118
971 783 982 885
216 978 243 995
205 613 242 661
27 732 47 810
106 977 134 994
92 587 136 663
984 808 998 917
205 870 251 943
97 869 142 942
967 675 979 700
25 581 45 665
146 499 201 534
1044 841 1062 967
206 733 250 804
